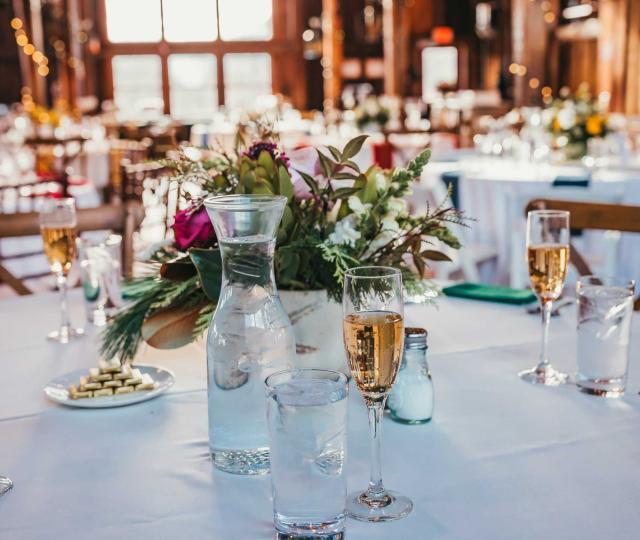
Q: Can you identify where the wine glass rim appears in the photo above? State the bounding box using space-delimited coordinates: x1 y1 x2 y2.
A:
344 266 401 279
204 194 287 210
528 209 570 217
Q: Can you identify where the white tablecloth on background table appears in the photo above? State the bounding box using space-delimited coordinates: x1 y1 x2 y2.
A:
456 158 640 286
1 290 640 539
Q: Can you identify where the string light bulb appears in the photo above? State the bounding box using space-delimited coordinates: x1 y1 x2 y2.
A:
23 44 35 55
16 35 28 46
37 65 49 77
10 18 22 30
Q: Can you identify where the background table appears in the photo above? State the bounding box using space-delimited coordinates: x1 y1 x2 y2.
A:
1 290 639 539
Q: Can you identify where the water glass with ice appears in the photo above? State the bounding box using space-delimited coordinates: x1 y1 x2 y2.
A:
265 369 348 539
576 276 635 396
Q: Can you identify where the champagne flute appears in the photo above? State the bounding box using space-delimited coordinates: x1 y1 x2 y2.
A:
519 210 570 385
40 198 84 343
342 266 412 522
0 475 12 496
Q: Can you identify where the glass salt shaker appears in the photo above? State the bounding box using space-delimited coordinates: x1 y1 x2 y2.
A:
387 327 434 424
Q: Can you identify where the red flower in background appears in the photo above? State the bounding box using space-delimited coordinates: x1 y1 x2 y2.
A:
173 205 215 251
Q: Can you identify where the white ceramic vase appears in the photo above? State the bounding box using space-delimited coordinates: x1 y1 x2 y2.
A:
279 289 349 376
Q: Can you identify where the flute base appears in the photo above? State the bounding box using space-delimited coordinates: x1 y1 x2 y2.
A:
47 326 85 344
519 364 568 386
346 490 412 522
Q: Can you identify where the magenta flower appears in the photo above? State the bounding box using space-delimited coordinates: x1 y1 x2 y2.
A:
173 205 215 251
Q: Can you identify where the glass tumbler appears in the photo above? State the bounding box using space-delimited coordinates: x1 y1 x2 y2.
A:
266 369 349 539
576 276 635 397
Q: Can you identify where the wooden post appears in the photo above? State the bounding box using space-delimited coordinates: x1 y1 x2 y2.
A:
322 0 342 110
382 0 408 97
29 0 47 105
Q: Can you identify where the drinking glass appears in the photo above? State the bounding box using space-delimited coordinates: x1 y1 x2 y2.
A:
40 197 84 343
520 210 570 385
576 276 635 396
342 266 412 522
266 369 348 539
0 476 12 496
78 233 123 327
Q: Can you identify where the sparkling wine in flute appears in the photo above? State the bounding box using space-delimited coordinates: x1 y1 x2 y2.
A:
343 311 403 403
41 225 78 276
527 243 569 300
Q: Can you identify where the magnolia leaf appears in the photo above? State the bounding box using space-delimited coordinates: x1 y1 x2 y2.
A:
296 169 320 195
278 165 294 200
189 248 222 302
328 145 342 161
420 249 452 262
160 258 198 282
342 135 368 160
317 150 334 178
141 303 207 349
258 150 275 176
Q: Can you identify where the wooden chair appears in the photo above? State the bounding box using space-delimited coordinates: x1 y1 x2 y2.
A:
106 139 151 203
526 199 640 310
0 202 144 295
121 160 179 237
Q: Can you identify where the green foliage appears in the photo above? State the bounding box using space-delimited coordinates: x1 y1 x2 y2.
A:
103 129 469 361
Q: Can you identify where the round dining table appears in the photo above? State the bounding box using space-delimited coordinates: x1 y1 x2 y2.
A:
1 289 639 539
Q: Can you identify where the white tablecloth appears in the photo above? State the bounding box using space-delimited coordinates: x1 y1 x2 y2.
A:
1 290 640 539
457 158 640 286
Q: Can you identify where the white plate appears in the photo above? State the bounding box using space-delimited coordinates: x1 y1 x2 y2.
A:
44 365 174 409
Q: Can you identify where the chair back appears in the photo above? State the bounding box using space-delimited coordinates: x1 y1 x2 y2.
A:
0 202 144 295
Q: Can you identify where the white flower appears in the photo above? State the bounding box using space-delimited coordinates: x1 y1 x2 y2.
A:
373 171 387 191
347 196 371 216
387 197 407 214
557 107 576 130
328 215 361 247
381 217 401 233
363 229 397 258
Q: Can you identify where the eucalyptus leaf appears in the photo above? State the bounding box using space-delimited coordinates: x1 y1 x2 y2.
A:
420 249 452 262
296 169 320 195
317 150 334 177
331 187 361 200
342 135 368 160
328 145 342 161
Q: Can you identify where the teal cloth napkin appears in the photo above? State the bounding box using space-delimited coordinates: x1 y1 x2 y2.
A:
442 282 537 305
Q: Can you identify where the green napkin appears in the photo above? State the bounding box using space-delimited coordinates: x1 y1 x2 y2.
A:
442 282 537 305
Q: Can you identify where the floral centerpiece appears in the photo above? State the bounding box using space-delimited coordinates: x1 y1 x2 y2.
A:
542 84 608 160
354 96 391 131
102 125 465 363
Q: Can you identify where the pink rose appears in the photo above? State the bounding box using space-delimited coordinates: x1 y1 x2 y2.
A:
173 205 215 251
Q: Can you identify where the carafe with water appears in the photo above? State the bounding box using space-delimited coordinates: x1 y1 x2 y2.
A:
204 194 295 475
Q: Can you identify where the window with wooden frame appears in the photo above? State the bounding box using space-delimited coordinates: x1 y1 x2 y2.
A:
100 0 277 121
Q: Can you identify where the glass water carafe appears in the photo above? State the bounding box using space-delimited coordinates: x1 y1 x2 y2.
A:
204 194 295 475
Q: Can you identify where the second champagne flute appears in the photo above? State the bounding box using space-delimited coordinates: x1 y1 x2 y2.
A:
40 197 84 343
519 210 570 385
342 266 412 522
